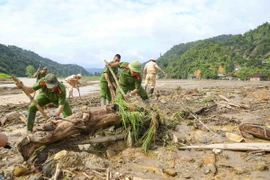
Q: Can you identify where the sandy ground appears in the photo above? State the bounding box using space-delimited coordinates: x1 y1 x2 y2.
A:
0 78 269 105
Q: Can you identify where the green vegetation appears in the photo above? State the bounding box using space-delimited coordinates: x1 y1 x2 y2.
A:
158 22 270 79
0 44 90 77
25 65 36 77
0 73 11 78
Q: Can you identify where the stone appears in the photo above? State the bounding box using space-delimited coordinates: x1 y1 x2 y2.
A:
225 132 244 142
12 165 29 177
212 148 222 154
163 168 177 177
252 161 268 171
54 150 67 160
106 149 116 159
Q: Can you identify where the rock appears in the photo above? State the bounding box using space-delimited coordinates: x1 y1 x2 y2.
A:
163 168 177 177
78 144 90 151
54 150 67 160
160 99 167 104
203 153 216 165
207 164 217 175
212 148 222 154
252 161 268 171
12 165 29 177
106 149 116 159
167 160 175 168
225 132 244 142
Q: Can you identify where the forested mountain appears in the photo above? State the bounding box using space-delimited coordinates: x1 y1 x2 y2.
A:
0 44 89 77
158 22 270 79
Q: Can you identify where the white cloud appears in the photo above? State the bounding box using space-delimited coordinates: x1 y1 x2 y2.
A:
0 0 269 68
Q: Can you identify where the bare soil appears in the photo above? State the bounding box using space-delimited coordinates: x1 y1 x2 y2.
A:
0 79 270 180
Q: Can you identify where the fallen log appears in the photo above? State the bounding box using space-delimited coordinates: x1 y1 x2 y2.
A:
238 123 270 140
17 105 121 161
179 143 270 152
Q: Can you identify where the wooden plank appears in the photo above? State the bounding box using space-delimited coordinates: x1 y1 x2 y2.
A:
179 143 270 152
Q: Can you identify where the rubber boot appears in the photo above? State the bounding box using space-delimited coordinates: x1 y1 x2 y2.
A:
100 98 106 106
106 99 110 105
27 111 36 132
150 88 154 94
144 85 147 90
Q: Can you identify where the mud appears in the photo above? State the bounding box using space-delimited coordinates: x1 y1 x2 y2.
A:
0 79 270 179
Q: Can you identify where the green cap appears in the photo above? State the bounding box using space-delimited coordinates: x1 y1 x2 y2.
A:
45 73 58 88
128 60 142 73
43 67 48 70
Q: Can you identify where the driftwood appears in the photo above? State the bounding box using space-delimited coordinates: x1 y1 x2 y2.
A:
218 95 249 109
17 105 121 161
179 143 270 152
238 123 270 140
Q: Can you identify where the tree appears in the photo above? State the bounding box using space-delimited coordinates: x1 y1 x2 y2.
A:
25 65 36 77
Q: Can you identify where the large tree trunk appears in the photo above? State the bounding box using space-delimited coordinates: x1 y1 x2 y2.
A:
17 105 121 161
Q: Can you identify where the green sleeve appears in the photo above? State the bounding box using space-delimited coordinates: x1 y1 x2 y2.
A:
119 62 129 69
32 78 43 90
103 67 109 73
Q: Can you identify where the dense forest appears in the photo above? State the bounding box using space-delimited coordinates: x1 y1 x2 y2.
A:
157 22 270 79
0 45 89 77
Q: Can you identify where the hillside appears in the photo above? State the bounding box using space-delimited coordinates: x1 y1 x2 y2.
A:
157 22 270 79
0 44 90 77
85 68 103 75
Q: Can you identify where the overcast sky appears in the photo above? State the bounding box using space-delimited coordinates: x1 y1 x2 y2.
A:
0 0 269 68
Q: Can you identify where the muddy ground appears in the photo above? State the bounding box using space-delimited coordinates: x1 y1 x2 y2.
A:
0 79 270 180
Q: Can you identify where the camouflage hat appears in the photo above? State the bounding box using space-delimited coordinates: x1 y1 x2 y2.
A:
43 67 48 70
45 73 58 88
128 60 142 73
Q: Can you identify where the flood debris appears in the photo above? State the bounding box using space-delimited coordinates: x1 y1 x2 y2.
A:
239 123 270 140
1 82 270 179
179 143 270 152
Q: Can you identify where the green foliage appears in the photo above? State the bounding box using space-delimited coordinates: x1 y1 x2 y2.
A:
116 98 157 152
25 65 35 77
157 22 270 79
0 44 90 77
0 73 11 78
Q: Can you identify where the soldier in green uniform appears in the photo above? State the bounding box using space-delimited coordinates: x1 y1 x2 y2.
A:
100 54 121 105
33 67 48 81
16 73 72 132
116 60 148 101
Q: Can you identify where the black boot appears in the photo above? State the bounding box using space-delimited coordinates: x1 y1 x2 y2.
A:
150 88 154 94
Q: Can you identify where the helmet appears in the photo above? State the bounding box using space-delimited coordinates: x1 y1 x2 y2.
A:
45 73 58 88
128 60 142 73
149 58 156 62
77 74 82 78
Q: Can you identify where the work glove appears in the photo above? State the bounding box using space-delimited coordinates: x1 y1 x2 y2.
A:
15 81 23 89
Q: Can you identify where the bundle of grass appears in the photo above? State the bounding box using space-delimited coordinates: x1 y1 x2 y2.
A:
115 98 159 152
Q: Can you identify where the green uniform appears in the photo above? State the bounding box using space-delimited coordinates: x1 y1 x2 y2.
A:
99 61 118 102
27 78 72 132
117 62 148 100
37 72 47 81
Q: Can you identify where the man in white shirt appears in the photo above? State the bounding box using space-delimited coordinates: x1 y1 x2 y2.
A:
63 74 82 98
143 58 166 94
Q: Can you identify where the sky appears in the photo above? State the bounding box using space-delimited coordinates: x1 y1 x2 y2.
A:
0 0 270 68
